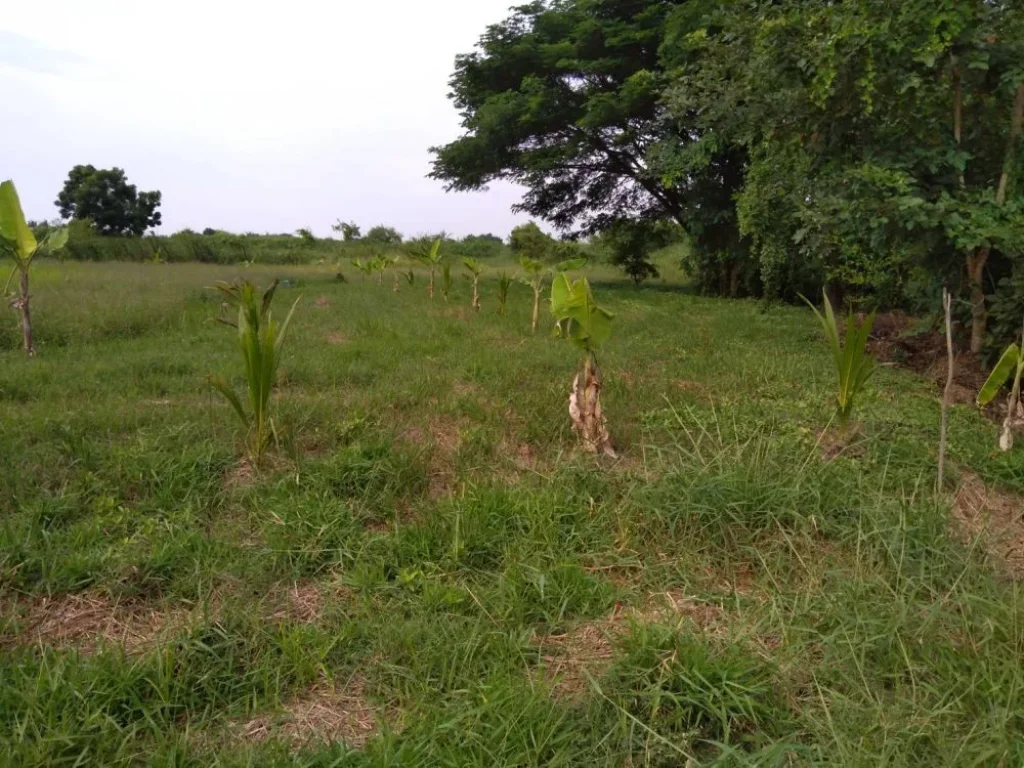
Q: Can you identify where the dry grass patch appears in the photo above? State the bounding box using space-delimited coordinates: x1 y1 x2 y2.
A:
267 580 353 624
400 417 465 499
535 591 730 700
326 331 348 346
4 592 199 654
239 674 387 750
953 472 1024 577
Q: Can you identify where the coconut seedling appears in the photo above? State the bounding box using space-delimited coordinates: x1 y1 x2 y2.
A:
463 257 483 311
0 181 68 355
977 323 1024 451
207 279 300 464
415 238 443 298
496 272 513 315
550 273 616 457
804 290 875 433
441 261 453 302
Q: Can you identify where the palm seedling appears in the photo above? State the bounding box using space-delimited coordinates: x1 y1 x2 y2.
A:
462 257 483 311
415 238 444 298
0 181 68 355
441 261 453 302
550 273 616 456
207 279 300 464
496 272 513 315
804 290 875 432
977 321 1024 451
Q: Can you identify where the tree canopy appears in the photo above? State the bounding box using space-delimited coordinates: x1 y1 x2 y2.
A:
55 165 162 237
436 0 1024 351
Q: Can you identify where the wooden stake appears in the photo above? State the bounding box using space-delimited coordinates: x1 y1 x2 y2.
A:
937 288 954 490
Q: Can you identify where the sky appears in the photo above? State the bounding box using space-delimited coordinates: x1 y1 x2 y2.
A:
0 1 536 239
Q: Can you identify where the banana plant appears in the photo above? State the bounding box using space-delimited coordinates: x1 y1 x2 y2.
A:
518 256 547 331
207 279 300 464
462 257 483 311
388 255 403 292
0 181 68 355
977 325 1024 451
496 272 513 315
350 258 373 280
550 273 616 457
415 238 444 298
441 261 453 302
370 254 389 285
804 290 875 431
404 268 415 286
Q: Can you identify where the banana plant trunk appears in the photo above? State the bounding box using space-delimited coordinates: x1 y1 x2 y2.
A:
569 354 615 457
393 273 399 293
429 269 435 299
16 269 33 356
471 278 481 311
1000 377 1022 452
531 287 540 331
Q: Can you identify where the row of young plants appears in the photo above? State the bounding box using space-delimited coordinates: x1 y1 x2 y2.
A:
3 178 1022 473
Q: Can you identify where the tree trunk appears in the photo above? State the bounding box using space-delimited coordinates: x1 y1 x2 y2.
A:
967 247 989 354
471 278 480 311
428 269 435 299
18 269 33 356
568 354 616 457
531 287 540 331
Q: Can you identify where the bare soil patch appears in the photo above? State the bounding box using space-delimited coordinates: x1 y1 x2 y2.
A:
267 580 352 624
866 312 986 406
401 417 464 499
239 675 387 749
326 332 348 346
314 296 331 308
953 472 1024 577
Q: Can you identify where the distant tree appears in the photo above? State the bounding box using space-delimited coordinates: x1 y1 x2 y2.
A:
509 222 555 263
55 165 161 236
461 233 505 260
296 228 316 245
602 220 674 285
332 220 361 241
364 225 403 245
202 227 218 236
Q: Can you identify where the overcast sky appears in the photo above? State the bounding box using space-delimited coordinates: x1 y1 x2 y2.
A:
0 1 536 239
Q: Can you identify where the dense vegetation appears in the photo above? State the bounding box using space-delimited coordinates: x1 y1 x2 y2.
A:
1 257 1023 765
433 0 1024 353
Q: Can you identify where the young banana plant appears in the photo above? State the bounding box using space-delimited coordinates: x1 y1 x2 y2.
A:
0 181 68 355
804 290 875 432
441 261 453 302
518 256 547 331
550 274 616 457
370 254 389 285
350 258 373 280
388 255 402 293
416 238 444 298
462 257 483 311
207 279 300 464
977 324 1024 451
496 272 513 315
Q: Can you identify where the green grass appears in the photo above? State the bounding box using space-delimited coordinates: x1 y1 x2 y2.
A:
1 254 1023 766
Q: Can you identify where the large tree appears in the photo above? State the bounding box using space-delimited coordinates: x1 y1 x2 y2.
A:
55 165 162 237
667 1 1024 348
430 0 745 266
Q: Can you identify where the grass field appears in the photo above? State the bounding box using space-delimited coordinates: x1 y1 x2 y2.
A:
1 257 1023 766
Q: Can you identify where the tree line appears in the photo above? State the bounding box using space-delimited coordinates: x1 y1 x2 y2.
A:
431 0 1024 353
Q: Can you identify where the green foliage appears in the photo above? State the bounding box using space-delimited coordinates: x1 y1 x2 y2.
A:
600 220 676 285
207 280 300 463
295 228 315 246
461 256 482 277
55 165 161 236
509 223 555 263
978 344 1023 408
550 274 613 354
441 261 453 301
496 272 512 315
804 291 876 427
364 225 403 245
332 220 361 241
